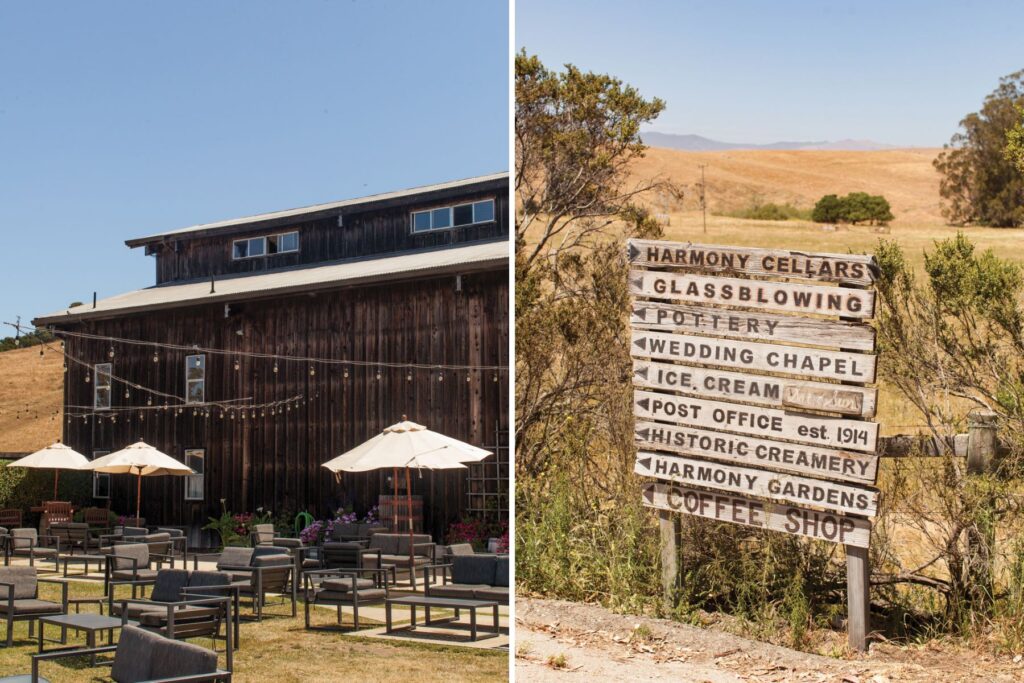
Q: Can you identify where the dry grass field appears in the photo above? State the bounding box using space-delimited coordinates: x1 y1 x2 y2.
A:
0 344 63 453
631 146 945 225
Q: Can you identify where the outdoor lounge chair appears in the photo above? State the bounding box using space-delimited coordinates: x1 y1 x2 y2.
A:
303 567 390 631
249 524 275 547
423 554 509 604
50 522 101 555
109 569 236 667
268 537 321 581
365 533 436 588
7 529 60 572
30 624 231 682
320 542 394 586
211 547 295 620
329 523 387 543
103 541 175 596
0 565 69 647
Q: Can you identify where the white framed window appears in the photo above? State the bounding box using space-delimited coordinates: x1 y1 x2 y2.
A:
232 237 266 259
185 354 205 404
411 198 496 233
94 363 112 410
184 449 204 501
233 231 299 259
92 450 110 499
268 231 299 254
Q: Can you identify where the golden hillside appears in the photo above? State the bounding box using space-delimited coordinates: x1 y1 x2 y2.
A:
631 147 944 225
0 345 63 453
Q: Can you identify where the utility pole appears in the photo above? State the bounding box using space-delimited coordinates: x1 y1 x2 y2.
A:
698 164 707 234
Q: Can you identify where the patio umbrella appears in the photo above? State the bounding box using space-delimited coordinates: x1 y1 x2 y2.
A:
87 440 193 523
7 442 90 499
321 418 491 578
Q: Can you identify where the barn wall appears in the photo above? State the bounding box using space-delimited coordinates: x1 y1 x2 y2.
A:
59 268 508 542
153 188 508 285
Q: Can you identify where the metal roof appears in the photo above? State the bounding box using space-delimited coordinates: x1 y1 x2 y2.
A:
124 173 508 247
34 240 508 326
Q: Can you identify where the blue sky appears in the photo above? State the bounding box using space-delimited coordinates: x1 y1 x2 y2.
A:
517 0 1024 147
0 1 508 332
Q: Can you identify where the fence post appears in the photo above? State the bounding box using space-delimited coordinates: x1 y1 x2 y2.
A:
967 410 998 475
846 544 869 651
658 510 679 609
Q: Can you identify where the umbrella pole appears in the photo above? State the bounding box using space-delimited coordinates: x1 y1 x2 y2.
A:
136 471 142 525
53 470 59 500
392 467 399 531
406 466 414 587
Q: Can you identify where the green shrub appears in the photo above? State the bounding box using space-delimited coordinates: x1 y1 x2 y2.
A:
722 202 811 221
812 192 893 225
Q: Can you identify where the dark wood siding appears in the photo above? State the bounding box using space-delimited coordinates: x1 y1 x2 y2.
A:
152 189 508 285
59 268 508 543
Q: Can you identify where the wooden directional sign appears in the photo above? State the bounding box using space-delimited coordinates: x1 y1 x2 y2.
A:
628 239 878 287
631 330 876 383
635 420 878 484
629 270 875 319
642 482 871 548
634 389 878 453
635 451 878 516
633 360 877 417
631 300 876 352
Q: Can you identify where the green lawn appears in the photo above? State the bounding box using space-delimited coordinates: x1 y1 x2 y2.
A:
0 580 508 682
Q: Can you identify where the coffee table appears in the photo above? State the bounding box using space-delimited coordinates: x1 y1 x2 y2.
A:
61 554 106 578
37 613 125 665
385 595 500 641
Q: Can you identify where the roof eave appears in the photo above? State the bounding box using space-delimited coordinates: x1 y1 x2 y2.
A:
124 174 508 249
33 256 507 328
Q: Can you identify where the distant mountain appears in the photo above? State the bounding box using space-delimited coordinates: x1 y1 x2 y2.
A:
641 132 898 152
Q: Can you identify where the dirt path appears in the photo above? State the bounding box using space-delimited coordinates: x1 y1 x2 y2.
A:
515 598 1024 682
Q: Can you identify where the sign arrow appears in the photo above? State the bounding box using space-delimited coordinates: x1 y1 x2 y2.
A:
630 275 644 290
637 397 650 411
634 365 649 380
634 427 650 441
636 456 652 471
642 484 654 503
632 337 647 351
628 242 641 262
632 306 647 321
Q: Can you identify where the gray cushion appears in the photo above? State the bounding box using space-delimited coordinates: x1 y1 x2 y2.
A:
122 527 148 537
446 543 476 558
148 630 218 679
494 556 509 587
186 571 231 596
111 543 149 570
428 584 488 600
316 588 386 603
10 529 39 551
452 555 497 586
11 547 57 557
217 547 253 568
136 605 220 627
322 577 375 592
111 568 159 582
369 534 398 555
110 626 159 683
150 569 190 603
394 534 431 555
0 566 37 600
0 598 62 615
475 586 509 602
379 553 431 567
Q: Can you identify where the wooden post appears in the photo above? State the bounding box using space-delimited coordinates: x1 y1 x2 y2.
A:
966 410 998 607
846 543 869 651
967 410 998 475
658 510 679 609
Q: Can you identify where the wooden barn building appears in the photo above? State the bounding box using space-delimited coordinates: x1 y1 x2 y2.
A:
33 173 509 543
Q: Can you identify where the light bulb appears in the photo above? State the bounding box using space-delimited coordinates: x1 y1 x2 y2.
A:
84 373 90 383
309 367 315 376
343 369 349 378
438 373 444 382
273 363 279 374
407 372 412 382
234 360 240 371
152 352 159 363
108 347 115 359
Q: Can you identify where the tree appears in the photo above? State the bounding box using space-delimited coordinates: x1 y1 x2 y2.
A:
811 194 843 223
865 194 894 224
934 70 1024 227
1006 104 1024 174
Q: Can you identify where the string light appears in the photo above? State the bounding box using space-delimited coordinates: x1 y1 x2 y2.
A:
152 351 159 363
234 359 240 371
273 363 278 374
108 346 115 359
309 366 315 376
